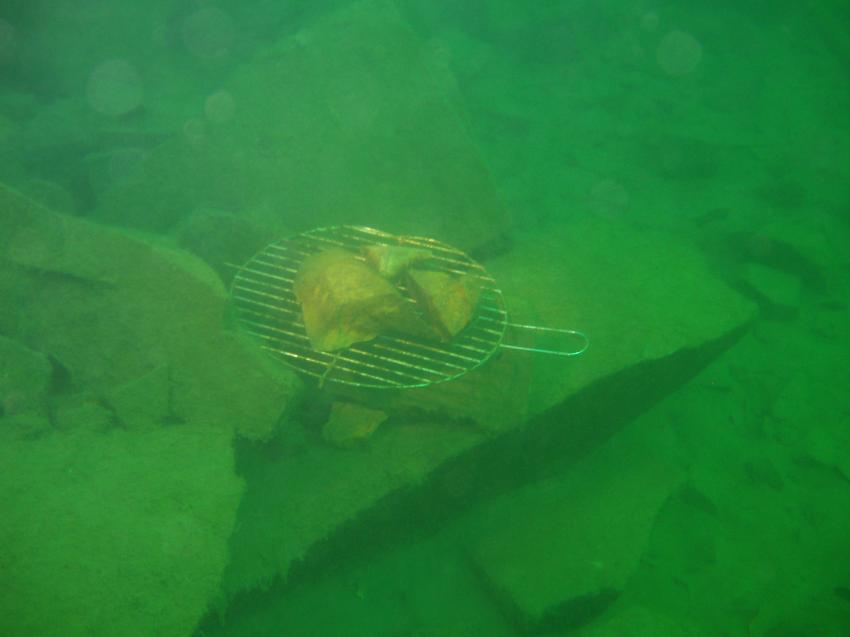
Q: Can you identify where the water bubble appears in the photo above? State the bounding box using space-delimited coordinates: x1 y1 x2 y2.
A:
657 30 703 76
86 59 144 116
182 8 234 60
204 90 235 123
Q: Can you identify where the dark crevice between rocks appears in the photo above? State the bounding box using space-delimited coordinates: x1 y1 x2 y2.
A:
698 229 833 321
46 355 73 395
724 278 797 322
162 365 188 427
469 228 515 262
201 320 752 631
14 262 117 289
706 230 826 290
96 398 127 431
835 586 850 605
44 354 73 428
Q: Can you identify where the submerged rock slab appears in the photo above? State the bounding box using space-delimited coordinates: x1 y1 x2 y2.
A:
94 0 512 252
375 218 758 430
0 424 243 637
466 432 683 633
0 183 300 440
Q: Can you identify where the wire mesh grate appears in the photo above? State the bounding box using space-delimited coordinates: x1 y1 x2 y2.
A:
230 226 508 388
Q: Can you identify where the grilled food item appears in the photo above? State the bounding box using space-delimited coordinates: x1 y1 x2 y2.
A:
293 249 434 352
361 244 432 279
405 269 481 341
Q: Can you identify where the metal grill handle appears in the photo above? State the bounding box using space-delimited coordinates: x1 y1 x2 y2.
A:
501 323 589 357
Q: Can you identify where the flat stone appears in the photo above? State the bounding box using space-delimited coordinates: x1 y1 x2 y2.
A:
0 183 301 440
754 212 850 273
466 432 682 633
95 0 513 253
321 401 388 448
373 218 757 430
0 424 243 637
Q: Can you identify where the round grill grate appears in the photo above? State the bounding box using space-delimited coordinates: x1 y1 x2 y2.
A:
230 226 508 389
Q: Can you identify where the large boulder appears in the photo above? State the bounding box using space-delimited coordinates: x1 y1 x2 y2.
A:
374 218 758 431
0 183 301 440
0 182 305 636
94 0 513 253
0 424 243 637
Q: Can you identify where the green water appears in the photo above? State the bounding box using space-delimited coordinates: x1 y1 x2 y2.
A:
1 1 848 636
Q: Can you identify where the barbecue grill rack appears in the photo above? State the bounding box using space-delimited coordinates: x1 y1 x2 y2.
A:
230 226 587 389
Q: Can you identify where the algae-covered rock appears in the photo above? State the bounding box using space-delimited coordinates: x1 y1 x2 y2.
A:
466 432 682 633
103 364 170 430
380 217 758 430
0 183 301 440
95 0 512 253
321 401 388 448
221 215 755 599
173 206 292 286
0 424 243 637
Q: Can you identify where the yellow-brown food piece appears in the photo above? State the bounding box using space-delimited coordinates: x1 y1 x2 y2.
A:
361 244 431 279
293 249 433 351
405 269 482 341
